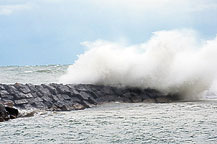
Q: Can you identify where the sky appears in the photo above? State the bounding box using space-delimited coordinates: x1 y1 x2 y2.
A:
0 0 217 66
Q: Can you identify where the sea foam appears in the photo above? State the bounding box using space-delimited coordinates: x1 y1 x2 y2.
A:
59 30 217 99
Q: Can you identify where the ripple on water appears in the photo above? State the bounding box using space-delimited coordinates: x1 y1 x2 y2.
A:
0 102 217 144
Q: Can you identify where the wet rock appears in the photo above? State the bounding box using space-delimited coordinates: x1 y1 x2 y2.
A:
122 92 133 99
88 96 97 105
5 85 18 95
83 91 98 99
139 93 151 100
0 93 14 100
71 84 88 91
80 100 92 108
0 90 10 96
14 99 28 105
5 107 19 119
78 91 90 100
42 84 57 95
0 117 4 122
23 104 33 109
61 94 71 100
26 83 37 92
43 101 53 109
54 101 65 110
56 94 65 101
0 103 19 122
36 85 51 96
96 95 118 103
70 89 81 97
35 91 44 97
69 97 81 103
0 84 5 90
143 98 155 103
60 105 71 111
51 84 70 94
0 104 9 122
41 95 53 102
0 83 177 114
155 97 172 103
60 102 75 111
33 97 43 102
112 87 123 96
15 93 33 99
93 91 103 98
144 89 161 99
52 95 60 102
32 101 45 109
14 83 31 94
3 100 14 107
130 95 143 103
57 84 71 94
73 103 85 110
102 86 115 95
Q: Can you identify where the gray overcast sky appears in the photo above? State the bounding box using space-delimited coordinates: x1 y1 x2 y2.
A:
0 0 217 66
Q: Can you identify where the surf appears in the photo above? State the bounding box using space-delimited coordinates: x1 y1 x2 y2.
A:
59 29 217 100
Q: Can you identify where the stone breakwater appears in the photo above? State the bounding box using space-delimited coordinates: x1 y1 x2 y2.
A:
0 83 178 121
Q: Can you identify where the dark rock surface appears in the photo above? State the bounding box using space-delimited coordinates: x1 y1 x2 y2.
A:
0 103 19 122
0 104 8 122
0 83 178 113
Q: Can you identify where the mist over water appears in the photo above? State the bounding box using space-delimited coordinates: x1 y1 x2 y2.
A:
60 30 217 99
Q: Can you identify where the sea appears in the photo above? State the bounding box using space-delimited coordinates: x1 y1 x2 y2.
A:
0 65 217 144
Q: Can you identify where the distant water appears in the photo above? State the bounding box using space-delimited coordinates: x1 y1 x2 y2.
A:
0 65 68 84
0 65 217 144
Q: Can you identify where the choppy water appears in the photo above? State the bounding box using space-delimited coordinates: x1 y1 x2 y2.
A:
0 102 217 144
0 65 68 84
0 65 217 144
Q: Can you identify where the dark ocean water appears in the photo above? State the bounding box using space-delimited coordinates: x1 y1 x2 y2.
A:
0 65 217 144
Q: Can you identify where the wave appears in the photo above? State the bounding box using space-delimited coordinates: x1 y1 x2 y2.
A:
35 70 52 73
59 29 217 99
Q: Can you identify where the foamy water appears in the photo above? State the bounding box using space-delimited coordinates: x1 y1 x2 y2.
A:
0 102 217 144
60 30 217 99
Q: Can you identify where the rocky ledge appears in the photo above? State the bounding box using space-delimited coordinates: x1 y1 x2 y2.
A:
0 83 178 121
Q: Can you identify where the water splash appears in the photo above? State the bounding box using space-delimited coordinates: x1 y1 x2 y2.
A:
59 29 217 99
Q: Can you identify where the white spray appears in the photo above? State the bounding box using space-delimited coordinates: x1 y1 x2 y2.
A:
59 30 217 99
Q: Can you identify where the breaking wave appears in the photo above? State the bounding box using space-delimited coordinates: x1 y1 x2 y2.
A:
59 29 217 99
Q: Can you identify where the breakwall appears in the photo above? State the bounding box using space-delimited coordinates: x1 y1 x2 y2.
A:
0 83 177 111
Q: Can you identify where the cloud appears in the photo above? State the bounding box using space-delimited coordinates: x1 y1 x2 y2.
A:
91 0 217 13
40 0 65 3
0 0 67 15
1 0 216 16
0 3 31 15
189 2 217 12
